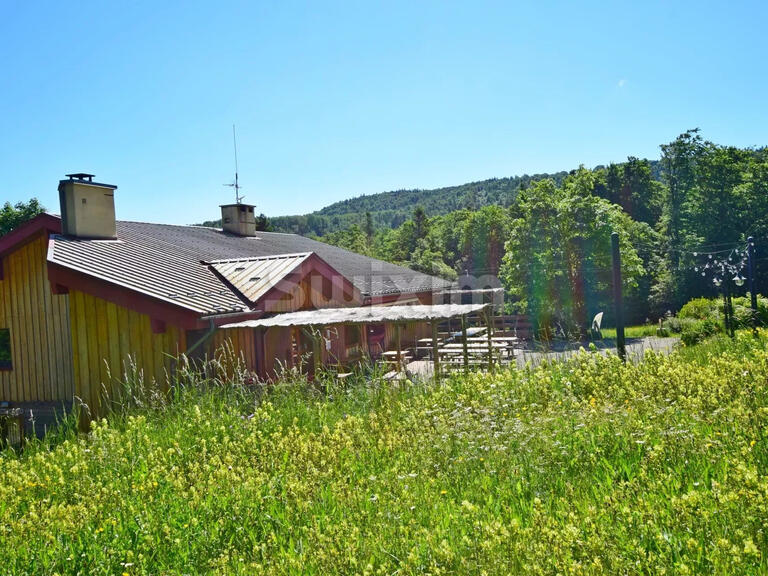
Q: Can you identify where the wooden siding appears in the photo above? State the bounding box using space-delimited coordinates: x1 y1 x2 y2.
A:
68 290 186 418
264 273 348 313
0 234 74 402
211 328 257 372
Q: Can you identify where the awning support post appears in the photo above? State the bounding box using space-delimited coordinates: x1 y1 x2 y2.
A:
310 326 321 379
461 314 469 374
431 320 440 382
395 323 402 372
486 307 494 372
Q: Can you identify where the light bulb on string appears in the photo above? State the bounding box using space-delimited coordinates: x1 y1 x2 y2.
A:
713 277 722 287
734 275 745 287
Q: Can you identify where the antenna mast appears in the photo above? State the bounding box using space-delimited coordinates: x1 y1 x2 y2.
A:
225 124 244 204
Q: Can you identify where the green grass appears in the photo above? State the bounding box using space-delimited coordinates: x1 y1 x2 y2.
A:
2 333 768 574
600 323 661 339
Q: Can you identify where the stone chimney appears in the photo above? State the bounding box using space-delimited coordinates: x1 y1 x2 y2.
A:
58 173 117 239
220 203 257 237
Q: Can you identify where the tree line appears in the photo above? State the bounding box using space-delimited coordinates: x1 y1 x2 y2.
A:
319 130 768 334
269 171 572 236
3 130 765 336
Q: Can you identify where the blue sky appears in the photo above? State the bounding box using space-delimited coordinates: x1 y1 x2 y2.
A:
1 0 766 224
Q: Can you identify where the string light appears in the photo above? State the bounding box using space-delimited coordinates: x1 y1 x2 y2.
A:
689 243 750 288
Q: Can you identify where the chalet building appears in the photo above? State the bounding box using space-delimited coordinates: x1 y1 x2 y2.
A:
0 174 456 425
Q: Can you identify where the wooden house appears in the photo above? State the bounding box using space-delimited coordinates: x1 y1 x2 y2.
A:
0 174 452 426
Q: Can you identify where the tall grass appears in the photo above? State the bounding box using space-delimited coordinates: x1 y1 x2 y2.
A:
1 333 767 574
600 323 661 339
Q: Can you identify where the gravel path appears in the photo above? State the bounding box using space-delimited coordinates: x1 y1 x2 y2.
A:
405 336 680 379
515 336 679 367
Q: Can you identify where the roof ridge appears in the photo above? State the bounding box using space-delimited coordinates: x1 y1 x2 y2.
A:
205 252 312 265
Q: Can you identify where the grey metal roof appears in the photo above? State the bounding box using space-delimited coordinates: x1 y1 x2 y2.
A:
221 303 489 329
209 253 312 303
47 219 450 316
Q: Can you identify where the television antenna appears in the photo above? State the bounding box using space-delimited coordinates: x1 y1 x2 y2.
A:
224 124 245 204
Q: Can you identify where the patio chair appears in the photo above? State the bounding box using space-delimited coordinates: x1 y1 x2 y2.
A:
591 312 604 340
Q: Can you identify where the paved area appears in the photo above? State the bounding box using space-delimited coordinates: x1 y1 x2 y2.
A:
405 336 680 379
516 336 679 368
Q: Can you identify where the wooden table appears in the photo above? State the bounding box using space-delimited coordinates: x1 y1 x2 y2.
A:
380 351 412 368
441 342 508 350
468 336 519 343
453 327 487 338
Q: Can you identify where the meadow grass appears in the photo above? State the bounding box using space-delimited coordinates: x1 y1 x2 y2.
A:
1 333 767 574
600 323 660 339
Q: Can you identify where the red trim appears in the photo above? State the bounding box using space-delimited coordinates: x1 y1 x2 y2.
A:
0 213 61 259
51 283 69 295
47 262 206 330
47 261 266 330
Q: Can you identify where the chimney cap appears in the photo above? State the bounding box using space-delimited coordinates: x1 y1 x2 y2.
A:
65 173 96 181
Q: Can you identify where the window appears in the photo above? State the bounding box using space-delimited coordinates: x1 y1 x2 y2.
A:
345 324 360 346
0 329 11 370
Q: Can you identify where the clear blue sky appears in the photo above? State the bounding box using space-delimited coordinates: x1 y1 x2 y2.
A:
2 1 766 224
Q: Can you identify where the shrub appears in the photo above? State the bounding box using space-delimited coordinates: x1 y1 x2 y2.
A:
678 297 721 321
731 294 768 328
680 317 722 345
677 293 768 332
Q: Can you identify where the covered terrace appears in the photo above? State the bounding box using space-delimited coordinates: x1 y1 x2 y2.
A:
220 303 504 380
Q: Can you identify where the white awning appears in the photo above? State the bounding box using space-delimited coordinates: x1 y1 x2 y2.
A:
220 303 489 329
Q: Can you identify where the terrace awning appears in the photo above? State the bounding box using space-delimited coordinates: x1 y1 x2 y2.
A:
220 303 489 329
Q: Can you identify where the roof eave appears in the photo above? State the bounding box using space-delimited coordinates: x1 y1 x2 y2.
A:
0 213 61 259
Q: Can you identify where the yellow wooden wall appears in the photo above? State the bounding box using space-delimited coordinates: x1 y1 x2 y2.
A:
211 328 257 372
68 290 186 417
0 234 74 402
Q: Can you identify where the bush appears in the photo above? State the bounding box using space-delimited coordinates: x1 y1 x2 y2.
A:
731 294 768 328
662 316 699 334
680 317 722 346
677 293 768 333
678 297 721 321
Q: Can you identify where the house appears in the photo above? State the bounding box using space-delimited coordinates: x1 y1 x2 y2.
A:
0 173 475 426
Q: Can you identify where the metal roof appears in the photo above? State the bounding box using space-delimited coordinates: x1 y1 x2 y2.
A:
48 233 248 315
209 253 312 303
220 303 489 329
46 219 450 316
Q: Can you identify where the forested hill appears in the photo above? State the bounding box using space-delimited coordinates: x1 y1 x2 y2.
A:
200 162 661 236
266 162 662 236
268 171 575 236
